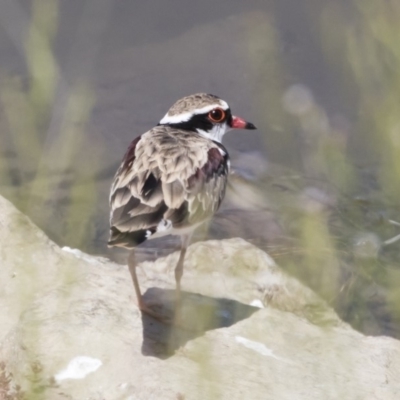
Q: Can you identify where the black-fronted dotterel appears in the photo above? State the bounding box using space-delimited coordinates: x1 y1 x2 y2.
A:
108 93 256 320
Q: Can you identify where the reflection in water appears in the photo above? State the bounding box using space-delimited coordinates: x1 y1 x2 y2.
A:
0 0 400 343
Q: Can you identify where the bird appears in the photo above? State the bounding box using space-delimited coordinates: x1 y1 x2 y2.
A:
108 93 256 320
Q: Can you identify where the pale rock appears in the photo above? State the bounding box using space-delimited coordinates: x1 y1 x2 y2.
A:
0 194 399 400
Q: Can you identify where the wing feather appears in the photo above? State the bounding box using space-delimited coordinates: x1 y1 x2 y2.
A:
108 127 229 248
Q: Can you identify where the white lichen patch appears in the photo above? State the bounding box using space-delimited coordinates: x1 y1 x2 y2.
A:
54 356 102 382
235 336 292 364
250 299 264 308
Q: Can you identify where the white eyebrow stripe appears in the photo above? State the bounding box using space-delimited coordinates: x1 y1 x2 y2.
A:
159 101 229 125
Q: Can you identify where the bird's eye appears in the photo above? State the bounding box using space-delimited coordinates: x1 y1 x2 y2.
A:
208 108 226 123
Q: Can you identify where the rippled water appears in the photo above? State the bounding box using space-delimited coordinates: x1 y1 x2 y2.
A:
1 0 399 338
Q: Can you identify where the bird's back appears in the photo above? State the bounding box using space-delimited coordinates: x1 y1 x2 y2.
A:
108 126 229 249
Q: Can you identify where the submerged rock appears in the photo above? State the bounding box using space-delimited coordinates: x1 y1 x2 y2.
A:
0 194 399 400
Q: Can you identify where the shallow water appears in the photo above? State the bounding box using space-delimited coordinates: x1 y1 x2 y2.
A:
1 0 399 338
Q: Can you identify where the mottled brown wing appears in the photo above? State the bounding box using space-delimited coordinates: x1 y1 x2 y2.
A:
108 127 229 249
182 146 229 225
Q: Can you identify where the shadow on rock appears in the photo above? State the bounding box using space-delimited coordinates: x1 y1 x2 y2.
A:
141 288 259 359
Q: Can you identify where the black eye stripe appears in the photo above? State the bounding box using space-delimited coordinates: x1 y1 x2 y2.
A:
160 108 232 131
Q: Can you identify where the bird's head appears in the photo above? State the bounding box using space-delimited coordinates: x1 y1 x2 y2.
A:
158 93 256 142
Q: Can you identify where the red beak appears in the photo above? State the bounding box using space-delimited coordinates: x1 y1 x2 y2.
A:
230 115 257 130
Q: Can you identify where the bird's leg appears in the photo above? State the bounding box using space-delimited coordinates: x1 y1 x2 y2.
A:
174 234 192 308
128 250 169 322
128 250 143 306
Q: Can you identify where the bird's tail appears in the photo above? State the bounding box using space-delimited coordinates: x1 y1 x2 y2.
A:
107 226 147 249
